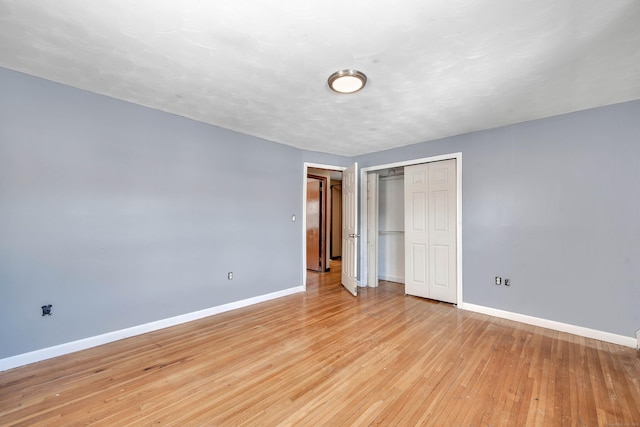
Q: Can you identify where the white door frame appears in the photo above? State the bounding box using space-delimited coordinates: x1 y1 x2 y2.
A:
367 173 379 288
302 162 346 290
359 152 463 306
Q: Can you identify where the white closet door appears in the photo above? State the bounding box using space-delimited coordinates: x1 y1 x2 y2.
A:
404 160 457 302
404 163 430 298
427 160 457 303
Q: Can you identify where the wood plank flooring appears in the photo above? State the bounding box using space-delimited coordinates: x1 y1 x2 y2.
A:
1 263 639 426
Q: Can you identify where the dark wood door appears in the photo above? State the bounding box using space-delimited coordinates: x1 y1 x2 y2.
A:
306 178 322 272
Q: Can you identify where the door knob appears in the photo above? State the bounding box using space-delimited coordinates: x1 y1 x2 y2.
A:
349 233 360 238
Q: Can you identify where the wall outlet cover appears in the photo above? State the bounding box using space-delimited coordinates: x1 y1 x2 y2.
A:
41 304 53 316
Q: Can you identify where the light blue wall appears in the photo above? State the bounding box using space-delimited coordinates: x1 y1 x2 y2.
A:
2 65 638 360
355 100 640 339
0 68 345 358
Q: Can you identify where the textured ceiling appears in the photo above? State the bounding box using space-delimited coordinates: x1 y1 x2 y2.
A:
1 1 639 156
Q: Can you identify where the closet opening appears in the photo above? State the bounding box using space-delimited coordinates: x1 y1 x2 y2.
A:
360 153 463 306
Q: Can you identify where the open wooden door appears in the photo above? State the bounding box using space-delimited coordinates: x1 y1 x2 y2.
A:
341 162 358 295
306 177 323 272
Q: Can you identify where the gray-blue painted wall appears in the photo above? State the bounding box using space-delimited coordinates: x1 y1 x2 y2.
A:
2 66 638 360
355 100 640 339
0 68 346 358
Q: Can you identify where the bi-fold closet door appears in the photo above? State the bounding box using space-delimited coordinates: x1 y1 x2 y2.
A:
404 159 457 303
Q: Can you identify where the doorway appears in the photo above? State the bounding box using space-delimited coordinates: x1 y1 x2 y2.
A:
360 153 463 306
303 164 345 288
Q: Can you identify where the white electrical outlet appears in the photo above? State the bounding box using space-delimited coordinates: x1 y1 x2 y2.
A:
228 272 233 280
495 276 502 285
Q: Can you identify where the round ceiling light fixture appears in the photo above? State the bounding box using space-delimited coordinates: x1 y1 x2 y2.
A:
328 69 367 94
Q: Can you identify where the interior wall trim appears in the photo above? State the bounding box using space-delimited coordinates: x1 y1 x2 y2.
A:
462 303 636 348
0 286 305 372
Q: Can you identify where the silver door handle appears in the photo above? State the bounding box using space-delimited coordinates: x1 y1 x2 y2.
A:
349 233 360 238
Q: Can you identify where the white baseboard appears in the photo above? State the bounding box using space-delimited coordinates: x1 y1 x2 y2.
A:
462 303 637 348
378 275 405 284
0 286 305 372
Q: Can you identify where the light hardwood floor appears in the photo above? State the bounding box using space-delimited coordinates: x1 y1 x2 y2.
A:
1 262 639 426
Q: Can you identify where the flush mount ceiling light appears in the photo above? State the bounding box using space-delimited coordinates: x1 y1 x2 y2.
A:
328 69 367 94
